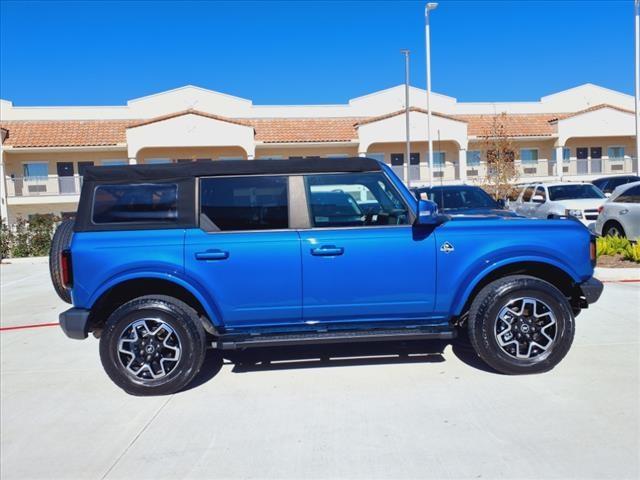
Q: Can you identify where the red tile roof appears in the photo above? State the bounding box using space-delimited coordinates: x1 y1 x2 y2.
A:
0 120 131 148
456 113 561 137
548 103 635 122
355 107 465 126
128 109 249 129
251 117 360 143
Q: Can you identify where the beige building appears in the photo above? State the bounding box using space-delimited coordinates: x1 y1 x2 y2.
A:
0 83 637 224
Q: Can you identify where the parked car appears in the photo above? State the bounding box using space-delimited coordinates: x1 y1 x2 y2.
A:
591 175 640 197
594 181 640 240
511 182 606 227
50 158 602 395
411 185 518 217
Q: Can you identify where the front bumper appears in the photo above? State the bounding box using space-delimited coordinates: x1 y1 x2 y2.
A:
580 277 604 305
59 308 91 340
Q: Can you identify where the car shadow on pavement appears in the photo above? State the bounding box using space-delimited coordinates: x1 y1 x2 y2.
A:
185 339 499 390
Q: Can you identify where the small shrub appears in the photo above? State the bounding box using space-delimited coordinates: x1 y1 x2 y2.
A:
0 219 11 259
2 215 59 258
623 242 640 263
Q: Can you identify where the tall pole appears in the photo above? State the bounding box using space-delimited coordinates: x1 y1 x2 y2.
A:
635 0 640 176
401 50 411 186
425 3 438 187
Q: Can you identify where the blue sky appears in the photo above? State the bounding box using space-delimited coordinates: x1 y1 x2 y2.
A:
0 1 636 106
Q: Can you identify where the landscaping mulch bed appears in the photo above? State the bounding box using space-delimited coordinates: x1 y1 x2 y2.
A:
597 254 640 268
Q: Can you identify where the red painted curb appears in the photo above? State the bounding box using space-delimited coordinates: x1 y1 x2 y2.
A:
601 279 640 283
0 322 59 332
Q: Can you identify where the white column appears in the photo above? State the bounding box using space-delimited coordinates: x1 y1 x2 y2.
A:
0 143 7 223
247 154 255 160
358 151 367 158
403 158 409 187
555 146 564 180
458 149 467 183
128 157 137 165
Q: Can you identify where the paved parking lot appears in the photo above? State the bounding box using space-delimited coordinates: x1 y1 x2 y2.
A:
1 259 638 480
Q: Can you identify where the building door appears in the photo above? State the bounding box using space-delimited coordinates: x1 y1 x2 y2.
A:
409 153 420 182
590 147 602 174
576 148 588 174
57 162 75 194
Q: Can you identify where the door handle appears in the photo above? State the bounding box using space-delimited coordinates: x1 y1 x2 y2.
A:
195 249 229 261
311 245 344 256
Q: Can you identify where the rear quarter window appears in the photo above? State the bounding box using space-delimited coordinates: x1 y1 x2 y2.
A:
92 184 178 224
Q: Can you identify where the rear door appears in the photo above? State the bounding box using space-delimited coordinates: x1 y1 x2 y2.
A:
515 185 534 216
184 175 303 328
298 171 437 324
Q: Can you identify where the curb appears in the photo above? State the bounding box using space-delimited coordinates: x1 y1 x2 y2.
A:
1 256 49 265
594 267 640 282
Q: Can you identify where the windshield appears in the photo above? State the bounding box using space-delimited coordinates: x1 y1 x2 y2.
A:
423 187 497 210
548 184 605 201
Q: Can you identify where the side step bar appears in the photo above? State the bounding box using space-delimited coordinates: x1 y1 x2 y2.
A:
215 327 456 350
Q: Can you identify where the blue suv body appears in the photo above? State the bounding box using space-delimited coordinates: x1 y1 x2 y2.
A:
51 158 602 395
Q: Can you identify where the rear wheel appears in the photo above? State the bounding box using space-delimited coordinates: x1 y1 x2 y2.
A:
49 219 75 303
468 275 575 375
99 295 207 396
603 221 626 238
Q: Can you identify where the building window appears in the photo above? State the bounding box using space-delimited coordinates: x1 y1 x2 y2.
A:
433 152 445 168
146 158 172 164
102 160 127 166
23 162 48 179
520 149 538 164
608 147 625 161
390 153 404 166
552 148 571 163
467 150 481 166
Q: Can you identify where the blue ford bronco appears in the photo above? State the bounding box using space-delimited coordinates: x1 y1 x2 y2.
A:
50 158 603 395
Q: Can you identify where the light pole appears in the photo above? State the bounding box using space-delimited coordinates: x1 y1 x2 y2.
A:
635 0 639 176
425 2 438 187
401 49 411 186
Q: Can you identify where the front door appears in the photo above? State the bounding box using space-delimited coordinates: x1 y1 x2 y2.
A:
57 162 75 194
577 148 588 174
184 175 302 328
590 147 602 174
299 171 436 324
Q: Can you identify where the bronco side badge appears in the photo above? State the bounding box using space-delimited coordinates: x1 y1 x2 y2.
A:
440 242 455 253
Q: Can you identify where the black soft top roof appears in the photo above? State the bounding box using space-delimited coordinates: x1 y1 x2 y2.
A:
82 157 382 182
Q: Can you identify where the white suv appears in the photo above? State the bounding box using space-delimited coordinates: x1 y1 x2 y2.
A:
511 182 606 227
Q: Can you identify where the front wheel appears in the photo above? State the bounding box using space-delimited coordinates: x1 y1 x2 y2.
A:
467 275 575 375
99 295 207 395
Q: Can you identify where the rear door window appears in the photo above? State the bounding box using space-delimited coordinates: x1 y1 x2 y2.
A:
200 176 289 231
522 186 535 202
92 184 178 224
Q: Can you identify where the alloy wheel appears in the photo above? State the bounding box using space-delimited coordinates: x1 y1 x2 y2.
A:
494 297 557 360
117 318 182 380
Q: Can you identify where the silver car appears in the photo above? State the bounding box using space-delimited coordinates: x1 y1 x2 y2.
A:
594 181 640 240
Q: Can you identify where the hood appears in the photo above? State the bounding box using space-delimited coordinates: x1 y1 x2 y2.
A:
552 198 605 210
443 207 519 217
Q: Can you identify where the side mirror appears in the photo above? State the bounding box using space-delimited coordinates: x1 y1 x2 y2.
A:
496 199 506 208
531 195 545 204
415 199 444 225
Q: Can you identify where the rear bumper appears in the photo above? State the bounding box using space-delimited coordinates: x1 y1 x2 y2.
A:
580 277 604 305
59 308 90 340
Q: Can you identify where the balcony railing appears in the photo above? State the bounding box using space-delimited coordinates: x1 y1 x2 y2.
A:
6 175 83 197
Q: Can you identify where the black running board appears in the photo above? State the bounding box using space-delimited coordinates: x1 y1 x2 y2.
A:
215 327 456 350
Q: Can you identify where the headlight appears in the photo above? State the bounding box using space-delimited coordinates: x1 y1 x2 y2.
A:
565 209 583 218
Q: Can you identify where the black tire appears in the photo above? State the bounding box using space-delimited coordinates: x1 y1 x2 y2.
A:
468 275 575 375
49 219 75 303
603 220 626 238
99 295 207 396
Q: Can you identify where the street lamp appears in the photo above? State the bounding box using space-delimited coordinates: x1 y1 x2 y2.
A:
425 2 438 187
401 49 411 186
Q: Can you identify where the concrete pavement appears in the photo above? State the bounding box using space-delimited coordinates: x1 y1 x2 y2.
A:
1 260 638 479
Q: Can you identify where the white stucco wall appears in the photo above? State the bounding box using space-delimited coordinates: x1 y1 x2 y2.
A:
126 113 255 158
557 108 636 145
